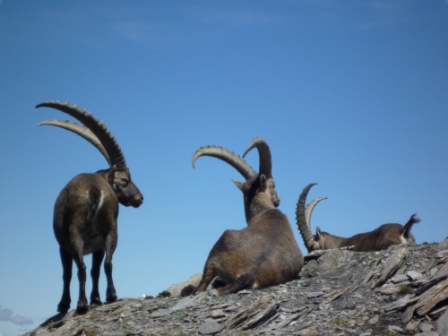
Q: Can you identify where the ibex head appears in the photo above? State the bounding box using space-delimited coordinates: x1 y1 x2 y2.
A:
192 137 278 223
296 183 327 252
36 101 143 208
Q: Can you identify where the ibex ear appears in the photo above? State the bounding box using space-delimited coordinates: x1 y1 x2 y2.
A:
109 165 117 185
232 179 244 191
316 226 322 240
258 174 267 192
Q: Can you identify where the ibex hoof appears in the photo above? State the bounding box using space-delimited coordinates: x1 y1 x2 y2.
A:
57 301 70 314
90 296 103 305
76 302 88 314
106 292 117 303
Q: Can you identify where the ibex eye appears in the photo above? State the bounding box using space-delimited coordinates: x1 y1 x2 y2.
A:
121 178 129 184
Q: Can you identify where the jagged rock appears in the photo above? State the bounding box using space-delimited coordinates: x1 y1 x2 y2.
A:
316 248 353 269
24 242 448 336
439 237 448 250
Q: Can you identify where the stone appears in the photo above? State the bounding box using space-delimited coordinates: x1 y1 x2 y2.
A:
439 238 448 250
368 315 380 324
407 270 423 281
388 325 403 332
390 274 409 283
198 318 220 335
164 272 203 297
419 322 434 331
307 292 324 298
437 309 448 335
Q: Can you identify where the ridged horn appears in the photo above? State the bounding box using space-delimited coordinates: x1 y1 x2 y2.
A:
242 137 272 178
305 196 328 231
296 183 326 251
192 145 256 180
38 119 111 166
36 101 127 170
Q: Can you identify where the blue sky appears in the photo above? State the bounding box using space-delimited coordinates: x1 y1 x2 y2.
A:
1 1 448 334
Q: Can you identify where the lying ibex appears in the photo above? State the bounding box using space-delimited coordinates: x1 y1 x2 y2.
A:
296 183 420 252
37 101 143 314
181 138 303 296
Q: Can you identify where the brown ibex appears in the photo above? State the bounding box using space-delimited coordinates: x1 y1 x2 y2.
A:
296 183 420 252
37 101 143 314
181 137 303 296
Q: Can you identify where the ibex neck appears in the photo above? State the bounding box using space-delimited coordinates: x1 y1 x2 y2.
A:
246 196 275 225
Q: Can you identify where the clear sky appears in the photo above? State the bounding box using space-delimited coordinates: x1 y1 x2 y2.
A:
1 1 447 335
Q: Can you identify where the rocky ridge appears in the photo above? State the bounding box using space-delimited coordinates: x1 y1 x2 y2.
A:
24 239 448 336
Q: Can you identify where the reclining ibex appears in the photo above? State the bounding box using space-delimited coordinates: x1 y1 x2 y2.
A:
181 137 303 296
296 183 420 252
37 101 143 314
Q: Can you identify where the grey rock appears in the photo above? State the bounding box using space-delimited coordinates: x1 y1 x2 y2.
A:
420 322 434 331
368 315 380 325
430 267 439 277
390 274 409 283
388 325 403 332
307 292 324 298
198 318 220 334
317 248 353 269
407 270 423 281
437 309 448 335
164 272 203 297
439 238 448 250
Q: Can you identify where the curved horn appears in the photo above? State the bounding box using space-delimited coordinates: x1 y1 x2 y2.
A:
38 119 111 166
296 183 326 252
242 137 272 178
305 196 328 231
192 145 256 180
36 101 126 170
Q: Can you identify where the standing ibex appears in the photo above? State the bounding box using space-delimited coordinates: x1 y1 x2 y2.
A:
37 101 143 314
181 138 303 296
296 183 420 252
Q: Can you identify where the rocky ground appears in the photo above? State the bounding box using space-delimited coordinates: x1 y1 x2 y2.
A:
24 239 448 336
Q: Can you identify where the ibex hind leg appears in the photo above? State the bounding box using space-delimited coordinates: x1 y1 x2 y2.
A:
104 235 117 303
72 252 88 314
57 247 73 313
90 249 105 306
217 274 254 296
